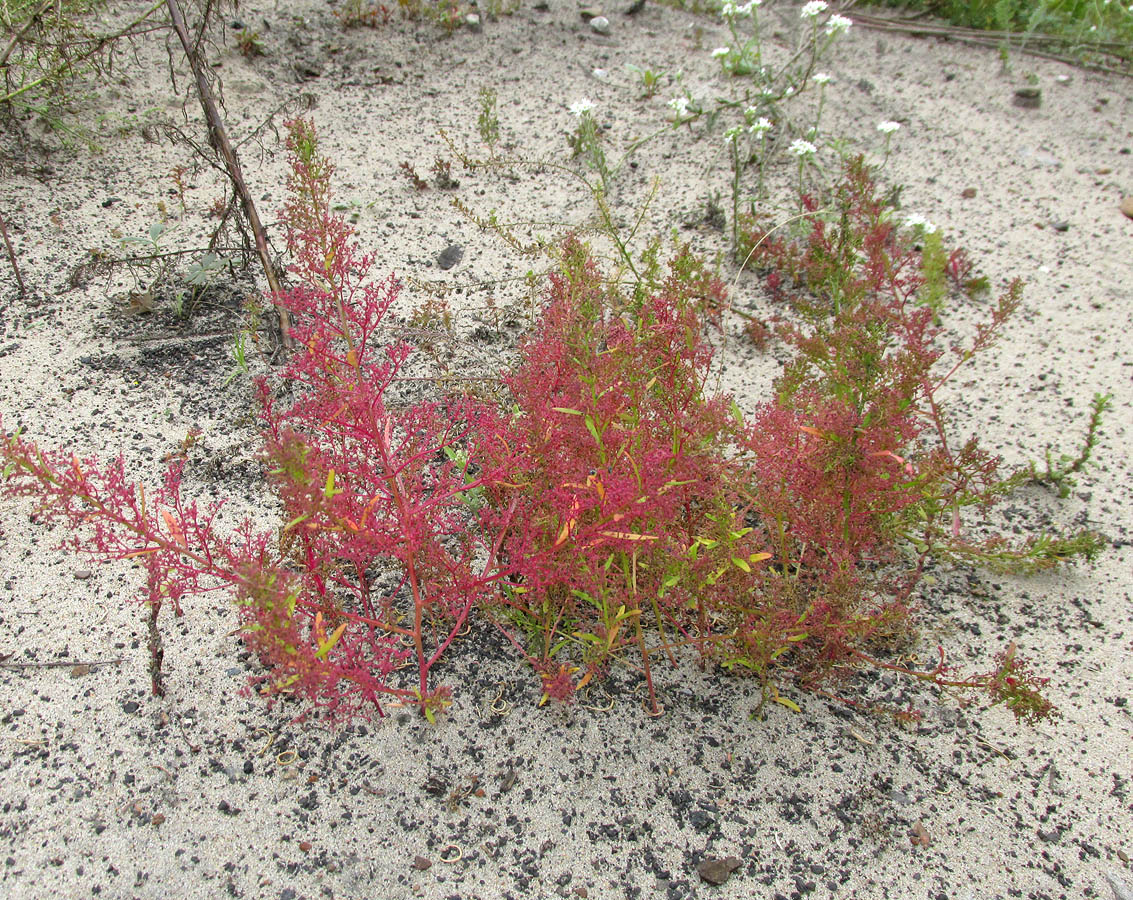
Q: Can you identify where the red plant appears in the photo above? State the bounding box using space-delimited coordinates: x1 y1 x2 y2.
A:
478 236 753 712
0 138 1094 727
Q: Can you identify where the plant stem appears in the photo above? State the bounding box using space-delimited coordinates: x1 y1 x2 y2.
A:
0 209 25 297
164 0 293 348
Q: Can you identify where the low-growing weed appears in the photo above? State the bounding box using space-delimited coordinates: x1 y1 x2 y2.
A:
0 120 1107 729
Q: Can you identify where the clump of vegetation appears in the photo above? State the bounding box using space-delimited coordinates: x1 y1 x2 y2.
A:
1 116 1106 727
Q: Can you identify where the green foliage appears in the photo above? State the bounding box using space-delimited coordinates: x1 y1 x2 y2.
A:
1029 392 1113 498
868 0 1133 66
477 86 500 151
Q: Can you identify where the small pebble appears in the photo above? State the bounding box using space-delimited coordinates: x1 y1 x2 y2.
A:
1013 87 1041 108
437 244 464 270
1120 196 1133 220
590 15 610 34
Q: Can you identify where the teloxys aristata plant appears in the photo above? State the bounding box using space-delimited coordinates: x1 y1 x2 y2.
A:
1 117 1105 727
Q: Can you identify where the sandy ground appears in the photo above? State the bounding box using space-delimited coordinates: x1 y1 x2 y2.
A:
1 1 1131 898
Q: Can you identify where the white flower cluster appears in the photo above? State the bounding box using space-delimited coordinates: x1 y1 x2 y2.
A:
750 116 773 136
569 99 595 117
668 96 691 117
825 13 852 34
711 46 731 59
813 72 832 85
788 138 817 157
799 0 827 18
904 213 937 234
720 0 761 16
724 126 743 143
877 120 901 134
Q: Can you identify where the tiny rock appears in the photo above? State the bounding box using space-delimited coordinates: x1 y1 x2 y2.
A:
464 13 481 31
1120 197 1133 220
697 856 743 885
590 15 610 34
412 855 432 870
437 244 464 270
151 813 165 826
1013 87 1041 108
74 569 92 580
69 664 90 678
298 841 312 853
1050 221 1070 232
910 820 932 847
961 187 977 199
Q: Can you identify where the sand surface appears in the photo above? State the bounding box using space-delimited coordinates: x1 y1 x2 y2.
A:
1 2 1131 898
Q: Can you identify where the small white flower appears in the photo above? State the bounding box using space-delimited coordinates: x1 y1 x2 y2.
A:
759 87 776 98
711 46 731 58
569 99 595 117
800 0 827 19
813 72 832 85
905 213 937 234
719 0 736 17
825 13 852 34
877 120 901 134
724 126 743 142
750 116 773 135
668 96 691 117
734 0 761 15
788 138 817 157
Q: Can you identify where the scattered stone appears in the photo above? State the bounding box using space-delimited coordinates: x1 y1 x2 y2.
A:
150 813 165 826
1013 87 1041 108
74 569 92 580
961 187 977 199
437 244 464 270
696 857 742 885
1120 197 1133 220
1051 221 1070 232
590 15 610 34
910 820 932 847
243 760 254 775
413 856 432 870
298 841 312 852
464 13 481 31
1107 872 1133 900
69 665 90 678
121 700 139 714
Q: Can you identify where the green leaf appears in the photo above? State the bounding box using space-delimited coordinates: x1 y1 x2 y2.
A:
551 407 583 416
773 694 801 713
729 399 745 427
732 557 751 573
314 622 347 659
584 415 601 446
424 706 436 724
323 469 340 499
284 513 310 532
